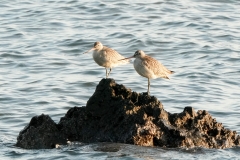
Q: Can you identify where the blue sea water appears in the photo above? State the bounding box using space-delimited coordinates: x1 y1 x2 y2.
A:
0 0 240 159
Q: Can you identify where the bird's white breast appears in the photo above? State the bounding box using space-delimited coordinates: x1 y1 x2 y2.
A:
133 58 157 79
92 50 108 67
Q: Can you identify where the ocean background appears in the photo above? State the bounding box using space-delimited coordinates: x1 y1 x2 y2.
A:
1 0 240 159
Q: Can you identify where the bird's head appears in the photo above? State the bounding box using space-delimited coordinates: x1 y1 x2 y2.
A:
93 41 103 50
83 41 103 54
133 50 146 58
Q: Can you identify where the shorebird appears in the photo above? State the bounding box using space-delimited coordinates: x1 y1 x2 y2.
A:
84 41 129 78
121 50 174 95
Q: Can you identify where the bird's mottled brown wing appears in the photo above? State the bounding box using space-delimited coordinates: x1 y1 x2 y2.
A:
103 46 128 63
143 56 172 79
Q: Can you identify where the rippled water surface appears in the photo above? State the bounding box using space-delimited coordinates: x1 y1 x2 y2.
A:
1 0 240 159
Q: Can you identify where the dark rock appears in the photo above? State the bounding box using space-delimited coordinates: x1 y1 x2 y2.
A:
16 78 240 149
16 114 66 149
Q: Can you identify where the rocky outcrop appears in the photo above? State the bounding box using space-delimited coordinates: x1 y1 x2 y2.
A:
16 114 66 149
16 79 240 149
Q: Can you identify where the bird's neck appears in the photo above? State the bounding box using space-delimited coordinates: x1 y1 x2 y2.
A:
139 55 146 60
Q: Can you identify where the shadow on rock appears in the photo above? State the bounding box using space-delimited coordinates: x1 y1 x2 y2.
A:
16 79 240 149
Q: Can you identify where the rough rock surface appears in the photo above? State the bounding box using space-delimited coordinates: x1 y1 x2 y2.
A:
16 79 240 149
16 114 66 149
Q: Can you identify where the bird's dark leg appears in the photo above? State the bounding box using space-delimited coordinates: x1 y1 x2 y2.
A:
105 68 108 78
147 78 150 95
107 68 112 78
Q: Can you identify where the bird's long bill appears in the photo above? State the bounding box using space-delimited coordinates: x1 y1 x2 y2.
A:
83 48 95 54
119 56 134 61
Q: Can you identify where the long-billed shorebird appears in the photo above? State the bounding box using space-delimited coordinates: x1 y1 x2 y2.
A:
121 50 174 95
84 41 129 78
